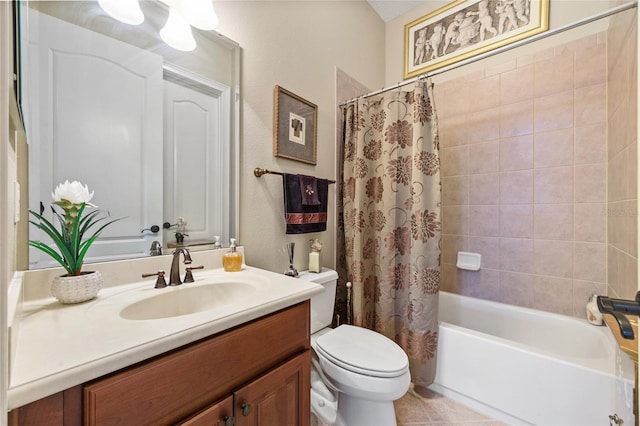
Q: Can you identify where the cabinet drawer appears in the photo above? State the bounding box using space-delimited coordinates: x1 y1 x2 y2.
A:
84 301 309 426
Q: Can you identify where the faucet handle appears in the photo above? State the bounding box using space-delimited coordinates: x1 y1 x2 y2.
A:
142 270 167 289
184 265 204 283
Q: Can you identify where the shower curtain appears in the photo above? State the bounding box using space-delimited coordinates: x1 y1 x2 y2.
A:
339 80 441 386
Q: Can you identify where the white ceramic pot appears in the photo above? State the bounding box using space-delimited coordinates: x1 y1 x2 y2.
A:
51 270 103 304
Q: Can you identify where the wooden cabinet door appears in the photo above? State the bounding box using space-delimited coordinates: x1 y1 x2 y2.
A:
178 395 234 426
234 351 310 426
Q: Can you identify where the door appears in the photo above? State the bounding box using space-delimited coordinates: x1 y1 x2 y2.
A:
163 66 231 246
234 351 311 426
24 11 163 268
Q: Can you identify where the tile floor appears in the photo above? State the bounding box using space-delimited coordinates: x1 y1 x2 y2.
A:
393 387 506 426
312 385 506 426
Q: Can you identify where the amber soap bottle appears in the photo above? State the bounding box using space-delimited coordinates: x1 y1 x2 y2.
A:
223 238 243 272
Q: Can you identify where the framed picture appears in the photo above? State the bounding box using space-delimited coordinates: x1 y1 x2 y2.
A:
273 85 318 165
404 0 549 79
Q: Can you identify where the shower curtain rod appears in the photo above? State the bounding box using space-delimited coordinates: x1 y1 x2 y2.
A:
340 0 637 107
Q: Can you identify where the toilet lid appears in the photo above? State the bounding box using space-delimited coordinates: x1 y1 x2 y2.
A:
314 325 409 378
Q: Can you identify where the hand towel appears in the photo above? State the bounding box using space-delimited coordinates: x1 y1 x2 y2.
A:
283 173 328 234
299 174 320 205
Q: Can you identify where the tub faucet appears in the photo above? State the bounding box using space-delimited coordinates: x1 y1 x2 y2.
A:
169 248 192 286
596 292 640 340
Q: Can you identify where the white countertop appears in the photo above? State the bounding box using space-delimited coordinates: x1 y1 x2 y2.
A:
8 260 322 409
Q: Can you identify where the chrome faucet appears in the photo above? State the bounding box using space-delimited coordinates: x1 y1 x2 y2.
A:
169 248 192 286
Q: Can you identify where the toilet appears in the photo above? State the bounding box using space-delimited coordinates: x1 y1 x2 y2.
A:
299 268 411 426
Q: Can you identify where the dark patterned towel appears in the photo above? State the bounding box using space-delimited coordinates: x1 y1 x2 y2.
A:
283 173 328 234
299 174 320 205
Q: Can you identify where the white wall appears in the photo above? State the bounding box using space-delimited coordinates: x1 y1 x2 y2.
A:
215 1 385 272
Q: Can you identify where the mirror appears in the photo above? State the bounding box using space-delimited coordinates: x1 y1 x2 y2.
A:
19 1 240 268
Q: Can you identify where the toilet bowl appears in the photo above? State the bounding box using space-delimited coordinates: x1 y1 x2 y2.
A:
299 269 411 426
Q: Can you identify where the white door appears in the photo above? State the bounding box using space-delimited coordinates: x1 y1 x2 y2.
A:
163 67 231 246
24 11 163 268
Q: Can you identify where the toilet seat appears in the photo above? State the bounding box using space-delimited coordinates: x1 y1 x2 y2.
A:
314 325 409 378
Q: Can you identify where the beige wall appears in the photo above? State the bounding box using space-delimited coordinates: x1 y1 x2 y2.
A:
1 1 18 421
214 1 385 273
437 33 611 317
607 5 638 300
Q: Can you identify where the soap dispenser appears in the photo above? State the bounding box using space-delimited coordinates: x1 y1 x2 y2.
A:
223 238 243 272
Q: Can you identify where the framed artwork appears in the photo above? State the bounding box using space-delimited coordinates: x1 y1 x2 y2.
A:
404 0 550 79
273 85 317 165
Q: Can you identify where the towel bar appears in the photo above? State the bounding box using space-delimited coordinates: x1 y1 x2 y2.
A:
253 168 336 184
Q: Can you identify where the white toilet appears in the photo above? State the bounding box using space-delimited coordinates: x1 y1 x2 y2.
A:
299 268 411 426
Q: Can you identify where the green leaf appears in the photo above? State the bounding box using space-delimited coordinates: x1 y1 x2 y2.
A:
27 241 72 274
28 211 76 273
29 203 123 275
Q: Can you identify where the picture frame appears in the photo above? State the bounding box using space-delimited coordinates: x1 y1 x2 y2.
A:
273 85 318 165
404 0 549 79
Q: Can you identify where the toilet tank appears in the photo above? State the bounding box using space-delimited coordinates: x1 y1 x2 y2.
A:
298 268 339 334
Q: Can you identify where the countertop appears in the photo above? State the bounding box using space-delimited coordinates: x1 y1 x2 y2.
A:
8 253 323 410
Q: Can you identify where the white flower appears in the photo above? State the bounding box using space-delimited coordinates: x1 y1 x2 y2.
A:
51 180 96 206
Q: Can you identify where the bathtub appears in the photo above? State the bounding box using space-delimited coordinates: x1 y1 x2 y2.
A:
428 291 635 425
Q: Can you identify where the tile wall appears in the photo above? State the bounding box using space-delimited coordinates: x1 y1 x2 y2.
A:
436 32 614 317
607 7 638 300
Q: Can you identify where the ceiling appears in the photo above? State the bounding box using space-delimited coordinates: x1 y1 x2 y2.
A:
367 0 427 22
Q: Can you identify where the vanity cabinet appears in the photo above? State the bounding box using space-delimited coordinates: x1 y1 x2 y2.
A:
9 302 311 426
181 351 310 426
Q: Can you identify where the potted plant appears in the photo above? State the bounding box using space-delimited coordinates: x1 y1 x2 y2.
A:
28 180 121 303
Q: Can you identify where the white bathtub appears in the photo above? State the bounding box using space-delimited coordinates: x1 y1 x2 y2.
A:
428 291 635 425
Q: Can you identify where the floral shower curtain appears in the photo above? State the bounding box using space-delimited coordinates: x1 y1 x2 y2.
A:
340 80 441 386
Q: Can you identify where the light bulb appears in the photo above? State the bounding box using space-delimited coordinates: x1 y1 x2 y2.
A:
179 0 219 30
98 0 144 25
160 8 197 51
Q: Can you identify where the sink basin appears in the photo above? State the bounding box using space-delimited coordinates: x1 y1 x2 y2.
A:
120 282 257 320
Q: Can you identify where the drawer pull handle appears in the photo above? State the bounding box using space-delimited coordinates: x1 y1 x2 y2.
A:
240 402 252 416
223 415 235 426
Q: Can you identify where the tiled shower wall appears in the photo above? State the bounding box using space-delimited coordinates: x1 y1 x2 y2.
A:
607 7 638 300
436 33 612 317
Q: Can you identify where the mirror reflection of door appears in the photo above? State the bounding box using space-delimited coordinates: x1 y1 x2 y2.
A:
24 11 163 269
163 66 231 247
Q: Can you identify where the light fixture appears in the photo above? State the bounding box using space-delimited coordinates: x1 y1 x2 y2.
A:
178 0 219 30
98 0 219 51
98 0 144 25
160 8 197 52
